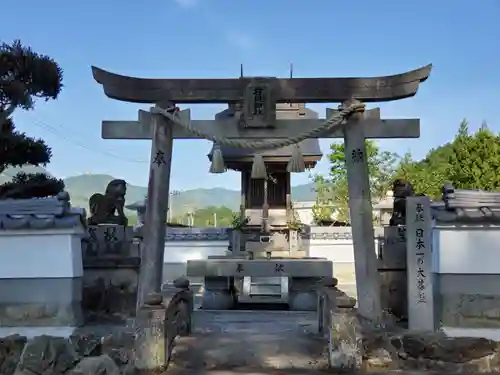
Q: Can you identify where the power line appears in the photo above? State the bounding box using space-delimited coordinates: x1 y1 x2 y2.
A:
25 115 149 164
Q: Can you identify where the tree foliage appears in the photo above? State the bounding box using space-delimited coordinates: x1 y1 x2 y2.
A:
394 119 500 198
313 141 398 223
316 119 500 216
0 40 64 199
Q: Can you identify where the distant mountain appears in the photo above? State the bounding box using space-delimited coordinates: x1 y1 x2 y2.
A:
0 168 317 215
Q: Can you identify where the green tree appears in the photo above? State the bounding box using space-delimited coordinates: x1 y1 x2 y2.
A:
313 141 398 223
393 119 500 199
0 40 64 199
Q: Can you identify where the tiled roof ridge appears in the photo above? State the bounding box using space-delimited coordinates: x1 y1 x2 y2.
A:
432 184 500 223
0 192 86 230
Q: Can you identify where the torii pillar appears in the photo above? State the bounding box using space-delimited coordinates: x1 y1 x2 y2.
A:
342 98 382 319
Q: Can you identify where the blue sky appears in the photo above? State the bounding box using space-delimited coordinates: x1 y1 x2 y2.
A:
2 0 499 191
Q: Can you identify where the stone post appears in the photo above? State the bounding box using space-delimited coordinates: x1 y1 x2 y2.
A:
406 196 436 331
261 176 270 233
230 228 242 254
342 98 382 320
137 104 174 310
134 298 168 372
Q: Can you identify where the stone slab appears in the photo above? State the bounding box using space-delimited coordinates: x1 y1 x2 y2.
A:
187 259 333 277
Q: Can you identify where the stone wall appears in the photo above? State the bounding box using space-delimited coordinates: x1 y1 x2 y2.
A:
0 279 193 374
318 281 500 373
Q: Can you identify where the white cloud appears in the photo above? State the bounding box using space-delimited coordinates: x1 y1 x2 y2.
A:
173 0 197 9
225 31 255 51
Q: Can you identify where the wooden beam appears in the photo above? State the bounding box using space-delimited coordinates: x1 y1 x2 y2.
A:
91 64 432 104
102 113 420 140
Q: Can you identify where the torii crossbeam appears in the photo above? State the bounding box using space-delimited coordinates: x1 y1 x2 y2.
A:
101 107 420 140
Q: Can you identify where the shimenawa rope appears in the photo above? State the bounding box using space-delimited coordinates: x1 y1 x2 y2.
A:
150 102 365 177
150 102 365 151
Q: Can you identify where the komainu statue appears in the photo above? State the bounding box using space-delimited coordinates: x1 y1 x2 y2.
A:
389 179 415 226
87 179 128 226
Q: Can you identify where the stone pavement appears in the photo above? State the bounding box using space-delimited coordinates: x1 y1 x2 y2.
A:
168 310 329 372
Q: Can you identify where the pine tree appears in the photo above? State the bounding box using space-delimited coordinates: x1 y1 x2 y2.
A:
0 40 65 199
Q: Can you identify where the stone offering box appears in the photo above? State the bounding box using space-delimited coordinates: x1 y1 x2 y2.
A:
0 193 86 336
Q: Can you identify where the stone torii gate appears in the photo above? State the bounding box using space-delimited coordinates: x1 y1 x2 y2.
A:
92 64 431 320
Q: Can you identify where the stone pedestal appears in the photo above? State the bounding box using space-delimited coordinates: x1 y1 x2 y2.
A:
230 229 242 254
133 303 169 372
203 277 235 310
0 226 85 336
134 279 193 371
328 309 363 371
289 277 321 311
82 225 140 325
